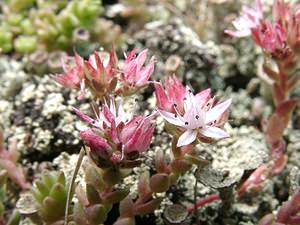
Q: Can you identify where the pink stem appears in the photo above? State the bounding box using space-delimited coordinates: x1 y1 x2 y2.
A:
187 194 220 213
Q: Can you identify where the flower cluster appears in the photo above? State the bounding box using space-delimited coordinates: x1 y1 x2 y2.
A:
226 0 300 193
226 0 300 59
155 76 231 147
51 49 232 224
74 98 155 167
54 49 155 99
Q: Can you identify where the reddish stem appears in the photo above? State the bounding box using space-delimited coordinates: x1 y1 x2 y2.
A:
187 194 220 213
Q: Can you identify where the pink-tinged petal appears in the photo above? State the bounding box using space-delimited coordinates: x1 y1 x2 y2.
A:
120 116 142 143
103 105 115 124
165 75 186 106
177 129 197 147
136 57 155 86
200 126 229 139
53 71 81 89
73 107 95 126
123 117 154 153
135 49 148 70
157 109 184 127
84 61 97 79
154 82 172 110
136 126 155 152
125 49 136 63
205 99 232 124
110 121 120 144
196 88 211 100
116 99 127 126
78 79 86 100
182 107 205 130
195 88 211 108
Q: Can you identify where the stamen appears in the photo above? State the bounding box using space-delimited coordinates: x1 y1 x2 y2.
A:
120 145 125 161
195 115 199 119
185 122 189 125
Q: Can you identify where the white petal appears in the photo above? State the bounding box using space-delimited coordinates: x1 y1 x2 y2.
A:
157 110 184 127
200 126 229 139
205 99 232 124
177 129 198 147
183 90 196 112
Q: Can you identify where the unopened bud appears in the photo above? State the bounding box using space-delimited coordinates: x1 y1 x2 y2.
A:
150 173 170 193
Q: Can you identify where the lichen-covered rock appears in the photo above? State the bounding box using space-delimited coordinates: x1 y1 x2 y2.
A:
0 75 86 157
196 125 268 189
223 89 271 127
217 39 261 83
287 131 300 167
133 18 223 90
0 56 28 100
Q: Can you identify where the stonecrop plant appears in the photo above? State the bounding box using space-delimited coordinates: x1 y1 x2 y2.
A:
2 1 298 224
48 48 232 224
226 0 300 194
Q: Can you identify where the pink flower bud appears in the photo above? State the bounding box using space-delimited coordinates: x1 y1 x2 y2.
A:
120 49 155 94
53 54 86 99
154 75 186 112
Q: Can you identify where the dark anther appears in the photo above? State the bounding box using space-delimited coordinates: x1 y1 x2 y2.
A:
174 114 178 118
185 122 189 125
183 97 187 100
173 103 177 107
195 115 199 119
188 89 192 93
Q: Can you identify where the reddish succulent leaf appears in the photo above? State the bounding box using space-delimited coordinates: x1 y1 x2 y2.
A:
133 197 163 216
289 189 300 216
271 154 288 174
272 84 285 106
275 99 298 122
137 172 151 199
288 215 300 225
149 173 170 193
119 197 134 218
0 159 30 189
237 164 268 194
263 64 279 81
155 150 168 173
258 214 275 225
265 114 286 145
277 201 294 223
75 186 89 206
287 75 300 91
